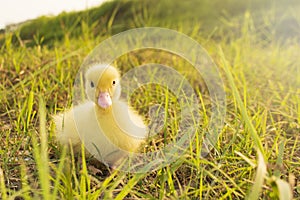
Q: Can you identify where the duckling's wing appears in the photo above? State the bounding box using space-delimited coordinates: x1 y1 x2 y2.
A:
112 100 148 139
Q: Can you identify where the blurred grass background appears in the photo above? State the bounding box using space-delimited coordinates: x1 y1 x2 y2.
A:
1 0 300 47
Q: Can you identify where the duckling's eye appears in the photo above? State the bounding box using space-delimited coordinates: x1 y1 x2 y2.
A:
112 80 116 86
90 81 94 88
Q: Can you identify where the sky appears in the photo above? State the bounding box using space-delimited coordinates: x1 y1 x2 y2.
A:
0 0 107 29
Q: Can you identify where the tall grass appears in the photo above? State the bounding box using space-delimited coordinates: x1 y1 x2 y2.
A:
0 0 299 199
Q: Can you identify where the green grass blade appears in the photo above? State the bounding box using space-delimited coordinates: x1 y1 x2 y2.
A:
26 90 34 130
31 95 51 199
246 151 267 200
274 140 285 177
219 47 268 199
219 46 266 159
51 146 67 199
80 144 88 200
20 163 31 200
114 173 147 200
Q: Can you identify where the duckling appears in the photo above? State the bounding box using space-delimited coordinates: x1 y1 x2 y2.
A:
53 64 148 167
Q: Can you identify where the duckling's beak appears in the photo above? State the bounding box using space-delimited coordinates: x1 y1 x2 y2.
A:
97 92 112 109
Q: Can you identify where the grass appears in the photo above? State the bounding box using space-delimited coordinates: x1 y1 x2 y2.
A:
0 0 300 199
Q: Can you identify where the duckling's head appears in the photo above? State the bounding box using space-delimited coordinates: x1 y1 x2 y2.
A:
85 64 121 109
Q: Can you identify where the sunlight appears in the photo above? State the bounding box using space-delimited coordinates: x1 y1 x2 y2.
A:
0 0 106 29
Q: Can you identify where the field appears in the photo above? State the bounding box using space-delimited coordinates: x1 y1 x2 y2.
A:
0 0 299 199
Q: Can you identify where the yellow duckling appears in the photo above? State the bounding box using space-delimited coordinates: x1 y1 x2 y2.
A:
53 64 148 167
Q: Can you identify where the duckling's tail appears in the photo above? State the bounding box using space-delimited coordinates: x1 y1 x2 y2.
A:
52 111 81 151
52 113 64 138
